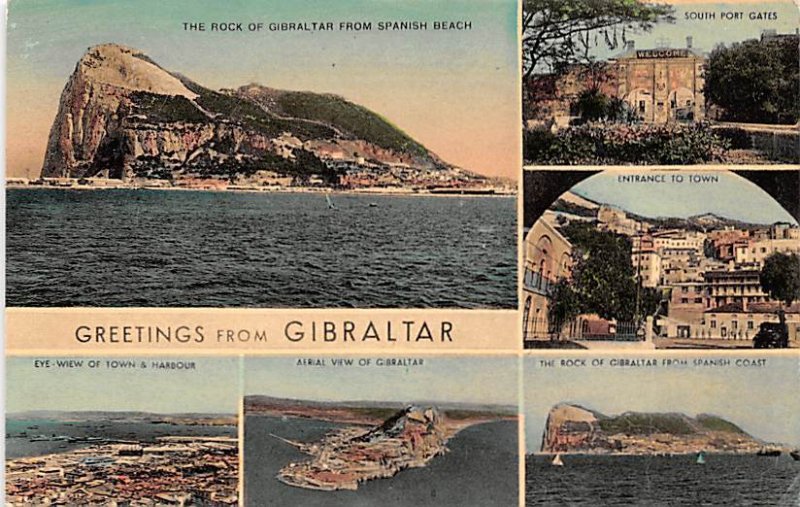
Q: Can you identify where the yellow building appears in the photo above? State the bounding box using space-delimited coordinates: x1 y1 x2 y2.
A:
734 238 800 266
701 302 800 342
631 248 662 288
704 268 769 310
609 37 706 124
522 219 573 341
597 205 642 236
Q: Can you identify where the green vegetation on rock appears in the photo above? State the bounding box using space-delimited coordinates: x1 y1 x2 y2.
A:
696 414 747 434
268 91 429 157
598 413 694 435
129 91 208 123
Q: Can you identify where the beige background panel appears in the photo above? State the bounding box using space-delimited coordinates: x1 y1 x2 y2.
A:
6 308 518 354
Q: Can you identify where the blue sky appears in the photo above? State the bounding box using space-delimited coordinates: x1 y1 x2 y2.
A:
524 354 800 452
571 170 797 225
589 0 798 59
7 0 518 178
6 357 242 414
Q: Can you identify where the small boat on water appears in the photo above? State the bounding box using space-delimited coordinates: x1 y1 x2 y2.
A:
551 453 564 467
325 194 337 210
757 448 782 457
696 451 706 465
789 450 800 461
368 202 378 207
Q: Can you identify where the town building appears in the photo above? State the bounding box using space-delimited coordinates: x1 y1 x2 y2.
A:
597 205 643 236
708 227 751 261
662 281 707 338
524 36 707 126
631 247 661 288
523 219 573 341
704 268 770 311
652 229 706 252
700 302 800 342
734 237 800 266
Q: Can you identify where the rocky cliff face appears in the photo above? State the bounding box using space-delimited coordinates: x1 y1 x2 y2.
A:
541 403 763 454
541 404 614 453
42 44 449 181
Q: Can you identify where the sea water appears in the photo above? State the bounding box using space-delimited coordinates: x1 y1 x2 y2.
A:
7 189 516 308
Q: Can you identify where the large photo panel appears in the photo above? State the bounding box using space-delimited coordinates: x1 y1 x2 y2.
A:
522 0 799 166
7 0 519 309
522 168 800 350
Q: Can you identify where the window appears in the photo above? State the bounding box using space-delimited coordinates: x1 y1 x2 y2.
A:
694 298 703 303
681 287 688 293
732 321 738 329
522 297 531 337
681 298 688 304
747 321 754 330
711 320 717 329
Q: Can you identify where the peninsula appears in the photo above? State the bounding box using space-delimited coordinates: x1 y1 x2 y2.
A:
28 44 508 194
246 396 516 491
276 406 448 491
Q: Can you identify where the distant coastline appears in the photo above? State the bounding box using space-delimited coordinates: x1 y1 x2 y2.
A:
529 449 790 457
6 178 516 197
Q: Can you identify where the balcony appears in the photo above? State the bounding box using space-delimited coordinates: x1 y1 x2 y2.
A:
523 269 555 296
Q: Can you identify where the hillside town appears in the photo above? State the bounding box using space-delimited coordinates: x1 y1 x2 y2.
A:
523 191 800 347
5 437 238 505
275 406 449 491
6 160 511 195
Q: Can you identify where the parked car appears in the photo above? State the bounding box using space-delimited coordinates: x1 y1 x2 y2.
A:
753 322 789 349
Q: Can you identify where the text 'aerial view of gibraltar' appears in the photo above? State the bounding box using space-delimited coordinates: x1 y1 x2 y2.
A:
6 0 519 308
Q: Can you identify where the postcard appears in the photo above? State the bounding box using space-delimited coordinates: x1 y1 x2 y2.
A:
4 0 800 505
522 168 800 350
522 0 799 165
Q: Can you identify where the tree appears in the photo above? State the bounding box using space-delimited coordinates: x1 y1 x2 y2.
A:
760 252 800 325
704 37 800 124
553 222 660 322
522 0 674 78
572 88 633 123
548 279 583 339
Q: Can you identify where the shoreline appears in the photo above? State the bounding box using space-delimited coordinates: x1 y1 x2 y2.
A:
247 410 515 430
267 413 509 492
6 182 516 198
529 450 788 457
